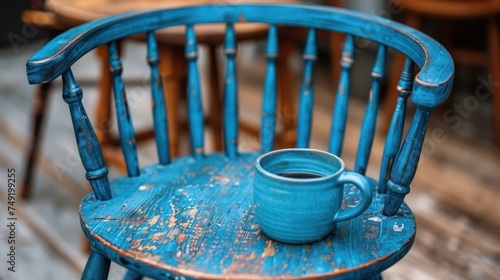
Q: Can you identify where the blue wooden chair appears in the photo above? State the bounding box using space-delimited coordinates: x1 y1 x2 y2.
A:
26 4 454 280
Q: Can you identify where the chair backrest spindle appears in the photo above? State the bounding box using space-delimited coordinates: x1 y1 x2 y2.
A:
109 41 140 177
147 31 171 165
296 28 317 148
62 70 111 201
223 23 239 159
185 25 205 159
261 24 278 154
378 58 414 193
329 35 354 156
354 45 387 174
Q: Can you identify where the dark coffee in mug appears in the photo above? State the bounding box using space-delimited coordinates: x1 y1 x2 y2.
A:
278 172 323 179
253 148 373 244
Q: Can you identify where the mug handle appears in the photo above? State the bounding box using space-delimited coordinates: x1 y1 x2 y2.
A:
332 171 373 222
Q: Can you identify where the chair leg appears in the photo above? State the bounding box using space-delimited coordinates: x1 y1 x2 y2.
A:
207 44 224 152
81 251 111 280
488 16 500 145
123 270 143 280
21 82 52 199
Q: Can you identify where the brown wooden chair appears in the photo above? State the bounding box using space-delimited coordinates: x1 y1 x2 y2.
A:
382 0 500 145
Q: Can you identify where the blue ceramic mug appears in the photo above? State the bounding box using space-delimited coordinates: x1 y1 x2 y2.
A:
253 148 373 244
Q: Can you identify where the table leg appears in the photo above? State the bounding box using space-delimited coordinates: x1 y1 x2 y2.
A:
21 82 52 199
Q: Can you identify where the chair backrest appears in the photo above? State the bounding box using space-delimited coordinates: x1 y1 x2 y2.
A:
26 4 454 216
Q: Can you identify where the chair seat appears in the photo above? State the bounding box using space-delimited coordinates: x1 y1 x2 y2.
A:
80 153 415 280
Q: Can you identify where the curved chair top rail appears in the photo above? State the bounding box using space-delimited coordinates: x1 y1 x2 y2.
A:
26 3 454 107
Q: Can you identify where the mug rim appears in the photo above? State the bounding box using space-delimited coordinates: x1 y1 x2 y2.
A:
255 148 345 183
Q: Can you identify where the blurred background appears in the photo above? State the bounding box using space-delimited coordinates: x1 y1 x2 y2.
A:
0 0 499 279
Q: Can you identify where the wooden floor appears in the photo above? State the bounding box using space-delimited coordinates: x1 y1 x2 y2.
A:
0 39 499 280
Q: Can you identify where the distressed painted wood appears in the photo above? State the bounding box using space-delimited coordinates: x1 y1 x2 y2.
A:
223 23 239 159
185 25 205 160
384 57 453 214
261 24 278 154
25 3 454 279
147 31 170 165
61 70 111 201
329 35 354 156
378 58 414 194
81 153 415 280
109 41 140 177
296 28 317 148
384 108 432 216
354 45 386 175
